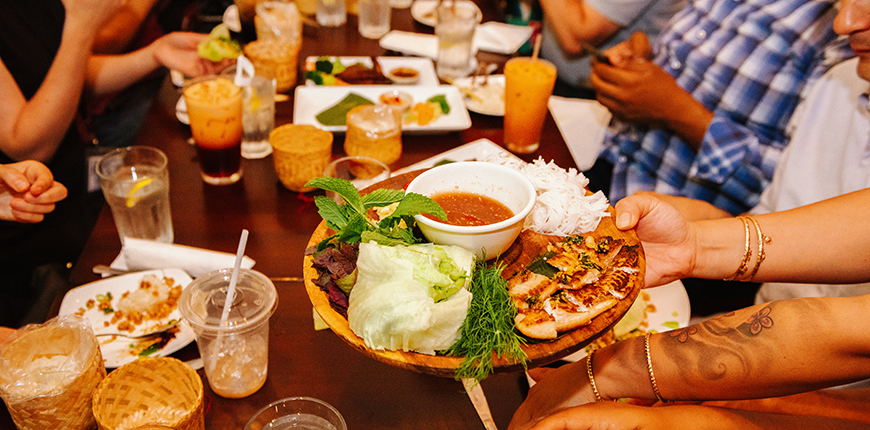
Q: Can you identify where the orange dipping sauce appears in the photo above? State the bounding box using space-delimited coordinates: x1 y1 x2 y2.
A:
424 192 514 226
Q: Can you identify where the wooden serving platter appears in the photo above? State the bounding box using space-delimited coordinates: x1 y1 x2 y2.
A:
302 170 644 378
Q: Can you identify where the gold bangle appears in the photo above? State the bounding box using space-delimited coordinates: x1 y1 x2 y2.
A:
586 350 603 402
745 216 770 281
644 333 666 403
724 216 752 281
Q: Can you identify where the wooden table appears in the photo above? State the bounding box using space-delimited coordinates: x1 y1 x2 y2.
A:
0 4 581 429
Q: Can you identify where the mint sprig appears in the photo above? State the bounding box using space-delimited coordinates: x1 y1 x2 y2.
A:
305 177 447 250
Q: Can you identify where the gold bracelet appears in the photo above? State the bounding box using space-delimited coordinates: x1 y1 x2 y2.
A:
644 333 666 403
724 216 752 281
586 350 603 402
745 216 770 281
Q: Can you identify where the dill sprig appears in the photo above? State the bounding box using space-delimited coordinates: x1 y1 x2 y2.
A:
445 259 528 382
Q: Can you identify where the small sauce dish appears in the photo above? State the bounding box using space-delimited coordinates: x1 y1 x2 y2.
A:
386 67 421 85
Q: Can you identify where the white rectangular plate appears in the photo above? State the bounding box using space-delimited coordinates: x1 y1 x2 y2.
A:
58 268 195 368
293 85 472 134
304 56 439 86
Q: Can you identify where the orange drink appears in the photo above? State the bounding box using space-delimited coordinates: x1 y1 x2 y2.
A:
503 58 557 154
183 76 244 185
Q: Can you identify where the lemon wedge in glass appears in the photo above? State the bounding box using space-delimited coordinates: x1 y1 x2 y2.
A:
126 178 153 208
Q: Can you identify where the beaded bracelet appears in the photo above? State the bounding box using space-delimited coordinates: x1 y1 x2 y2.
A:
644 333 666 403
586 350 603 402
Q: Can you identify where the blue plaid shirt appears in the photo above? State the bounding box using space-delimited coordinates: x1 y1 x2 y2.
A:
601 0 853 214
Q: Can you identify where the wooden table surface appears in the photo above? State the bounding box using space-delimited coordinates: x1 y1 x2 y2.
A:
0 3 583 429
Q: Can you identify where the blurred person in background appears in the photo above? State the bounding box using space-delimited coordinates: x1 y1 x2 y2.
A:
0 0 228 327
587 0 853 216
509 189 870 430
538 0 686 97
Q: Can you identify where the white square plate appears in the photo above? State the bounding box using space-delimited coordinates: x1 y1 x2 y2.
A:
293 85 472 134
58 268 195 368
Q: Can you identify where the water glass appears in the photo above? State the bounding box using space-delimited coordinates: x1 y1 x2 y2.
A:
357 0 391 39
323 156 391 202
96 146 173 245
435 2 480 80
246 397 347 430
179 268 278 399
221 65 277 159
316 0 347 27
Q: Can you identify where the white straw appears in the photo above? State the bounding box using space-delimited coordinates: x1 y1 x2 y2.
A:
221 229 249 325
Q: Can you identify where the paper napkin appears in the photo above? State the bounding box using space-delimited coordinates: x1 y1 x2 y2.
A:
379 23 532 58
110 238 256 278
548 96 613 171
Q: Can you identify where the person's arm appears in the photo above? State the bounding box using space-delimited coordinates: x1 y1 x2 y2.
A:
539 0 621 54
525 400 870 430
590 33 714 148
0 0 124 162
85 32 231 98
92 0 162 54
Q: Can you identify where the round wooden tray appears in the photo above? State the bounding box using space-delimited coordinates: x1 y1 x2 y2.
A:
302 170 644 378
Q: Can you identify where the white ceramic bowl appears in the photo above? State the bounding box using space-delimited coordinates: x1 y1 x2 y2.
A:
406 161 536 260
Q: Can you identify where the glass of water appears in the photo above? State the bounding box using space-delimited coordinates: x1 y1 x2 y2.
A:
245 397 347 430
435 2 480 80
316 0 347 27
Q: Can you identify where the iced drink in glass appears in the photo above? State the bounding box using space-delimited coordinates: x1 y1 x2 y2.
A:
503 57 557 154
179 268 278 399
344 105 402 166
357 0 391 39
316 0 346 27
183 76 244 185
96 146 173 245
435 3 479 80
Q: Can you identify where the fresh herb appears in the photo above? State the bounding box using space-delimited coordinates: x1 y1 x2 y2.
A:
445 259 527 382
428 94 450 114
305 176 446 251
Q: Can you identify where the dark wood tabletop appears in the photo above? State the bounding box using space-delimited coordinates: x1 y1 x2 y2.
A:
0 3 581 429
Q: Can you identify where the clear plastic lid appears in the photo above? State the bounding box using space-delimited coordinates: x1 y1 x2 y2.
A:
179 268 278 334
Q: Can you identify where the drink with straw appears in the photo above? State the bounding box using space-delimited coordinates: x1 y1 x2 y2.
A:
183 76 244 185
503 56 557 154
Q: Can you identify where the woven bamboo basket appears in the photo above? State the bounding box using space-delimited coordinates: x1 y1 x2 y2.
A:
92 357 204 430
243 39 300 93
270 124 333 192
0 316 106 430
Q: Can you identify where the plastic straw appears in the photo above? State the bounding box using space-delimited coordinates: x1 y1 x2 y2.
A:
531 33 542 62
221 229 249 325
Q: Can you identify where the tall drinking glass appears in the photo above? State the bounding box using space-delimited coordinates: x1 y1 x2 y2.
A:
435 2 480 80
357 0 391 39
182 76 244 185
96 146 173 245
503 57 557 154
316 0 347 26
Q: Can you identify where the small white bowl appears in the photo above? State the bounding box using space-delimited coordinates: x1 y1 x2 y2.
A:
406 162 536 260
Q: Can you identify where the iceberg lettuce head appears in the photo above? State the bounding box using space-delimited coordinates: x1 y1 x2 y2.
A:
348 242 473 355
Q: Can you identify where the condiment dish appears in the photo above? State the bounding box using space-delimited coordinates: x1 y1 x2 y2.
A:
406 161 536 260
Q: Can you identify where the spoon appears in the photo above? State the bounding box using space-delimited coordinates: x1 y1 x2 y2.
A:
95 319 183 339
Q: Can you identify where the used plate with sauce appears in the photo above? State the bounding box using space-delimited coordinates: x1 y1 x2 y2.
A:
452 75 505 116
58 268 195 368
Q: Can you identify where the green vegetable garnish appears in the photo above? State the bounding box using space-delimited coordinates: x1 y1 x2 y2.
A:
446 259 528 382
428 94 450 114
305 176 447 251
197 24 241 61
315 93 375 126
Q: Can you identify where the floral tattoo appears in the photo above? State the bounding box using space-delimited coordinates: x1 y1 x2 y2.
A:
743 306 774 335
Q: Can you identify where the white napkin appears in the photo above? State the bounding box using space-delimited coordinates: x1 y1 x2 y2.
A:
379 23 532 58
474 22 533 55
547 96 613 171
110 238 256 278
